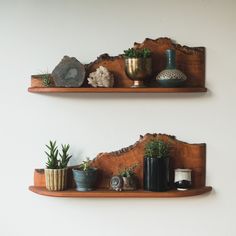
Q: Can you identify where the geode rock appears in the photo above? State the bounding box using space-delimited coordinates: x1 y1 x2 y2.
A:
52 56 85 87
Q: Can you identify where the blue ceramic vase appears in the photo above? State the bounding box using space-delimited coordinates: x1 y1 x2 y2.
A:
156 49 187 87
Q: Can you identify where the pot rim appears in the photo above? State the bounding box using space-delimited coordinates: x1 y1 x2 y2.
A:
72 167 97 172
175 168 192 172
45 168 67 171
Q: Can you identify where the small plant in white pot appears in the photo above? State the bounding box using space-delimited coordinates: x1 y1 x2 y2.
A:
45 141 72 191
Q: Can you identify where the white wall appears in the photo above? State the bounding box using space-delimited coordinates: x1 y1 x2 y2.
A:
0 0 235 235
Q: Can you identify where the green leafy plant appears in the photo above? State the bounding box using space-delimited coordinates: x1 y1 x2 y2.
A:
42 74 53 87
45 141 72 169
123 48 151 58
144 140 170 158
79 158 92 171
59 144 72 169
119 163 138 177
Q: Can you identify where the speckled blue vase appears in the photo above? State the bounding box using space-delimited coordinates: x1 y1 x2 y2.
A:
73 168 97 191
156 49 187 87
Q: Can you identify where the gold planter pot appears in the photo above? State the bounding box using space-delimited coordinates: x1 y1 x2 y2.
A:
125 57 152 88
45 168 67 191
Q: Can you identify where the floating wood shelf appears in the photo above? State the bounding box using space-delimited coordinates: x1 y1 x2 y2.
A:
30 134 212 199
29 186 212 198
28 87 207 93
29 37 207 94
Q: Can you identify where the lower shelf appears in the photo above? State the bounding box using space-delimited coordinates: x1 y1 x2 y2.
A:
28 87 207 93
29 186 212 198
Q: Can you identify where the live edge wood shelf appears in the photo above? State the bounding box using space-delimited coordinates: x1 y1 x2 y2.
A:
28 37 207 94
29 133 212 198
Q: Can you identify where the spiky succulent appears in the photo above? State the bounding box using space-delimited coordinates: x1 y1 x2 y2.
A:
59 144 72 169
42 74 52 87
119 163 138 177
45 141 59 169
123 48 151 58
145 140 170 158
45 141 72 169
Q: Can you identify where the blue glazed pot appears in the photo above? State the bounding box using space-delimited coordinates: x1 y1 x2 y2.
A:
72 168 97 191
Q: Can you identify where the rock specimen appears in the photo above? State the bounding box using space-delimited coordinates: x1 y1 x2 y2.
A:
87 66 114 88
52 56 85 87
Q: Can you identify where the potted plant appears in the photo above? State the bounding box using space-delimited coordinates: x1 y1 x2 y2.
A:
42 73 54 87
45 141 72 191
124 48 152 88
143 139 170 192
119 163 138 191
72 158 98 191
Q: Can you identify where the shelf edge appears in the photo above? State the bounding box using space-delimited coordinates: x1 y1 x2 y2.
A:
28 87 208 93
29 186 212 198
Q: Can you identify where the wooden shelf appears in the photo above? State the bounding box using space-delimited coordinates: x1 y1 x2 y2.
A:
28 87 207 93
29 186 212 198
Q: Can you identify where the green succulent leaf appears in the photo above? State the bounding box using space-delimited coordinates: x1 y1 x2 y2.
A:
123 48 151 58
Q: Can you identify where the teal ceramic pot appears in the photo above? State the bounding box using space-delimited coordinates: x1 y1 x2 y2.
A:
72 168 97 191
156 49 187 87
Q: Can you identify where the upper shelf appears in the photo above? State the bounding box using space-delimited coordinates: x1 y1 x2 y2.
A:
28 87 207 93
29 37 206 94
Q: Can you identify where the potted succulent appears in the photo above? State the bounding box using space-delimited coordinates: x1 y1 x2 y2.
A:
45 141 72 191
124 48 152 88
143 139 170 192
72 158 98 191
119 163 138 191
42 73 54 87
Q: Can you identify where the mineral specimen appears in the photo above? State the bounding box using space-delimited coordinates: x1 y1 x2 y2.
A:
52 56 85 87
87 66 114 88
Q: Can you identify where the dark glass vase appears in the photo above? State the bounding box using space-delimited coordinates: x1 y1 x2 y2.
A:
143 157 169 192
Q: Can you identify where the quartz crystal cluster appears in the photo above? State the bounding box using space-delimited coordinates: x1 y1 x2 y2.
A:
87 66 114 88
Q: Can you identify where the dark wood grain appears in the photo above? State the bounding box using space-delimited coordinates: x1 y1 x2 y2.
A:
29 186 212 198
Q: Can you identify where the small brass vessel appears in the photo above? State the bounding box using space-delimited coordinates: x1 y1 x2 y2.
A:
125 57 152 88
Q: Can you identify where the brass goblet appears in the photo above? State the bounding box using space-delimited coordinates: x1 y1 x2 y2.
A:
125 58 152 88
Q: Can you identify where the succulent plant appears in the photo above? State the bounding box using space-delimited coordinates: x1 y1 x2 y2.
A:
42 74 53 87
45 141 59 169
59 144 72 169
123 48 151 58
79 158 92 171
144 140 170 158
45 141 72 169
119 163 138 177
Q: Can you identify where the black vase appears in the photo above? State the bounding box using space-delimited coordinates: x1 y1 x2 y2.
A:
143 157 169 192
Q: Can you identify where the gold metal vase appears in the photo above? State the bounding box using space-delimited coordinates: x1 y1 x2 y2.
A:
125 57 152 88
45 168 67 191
